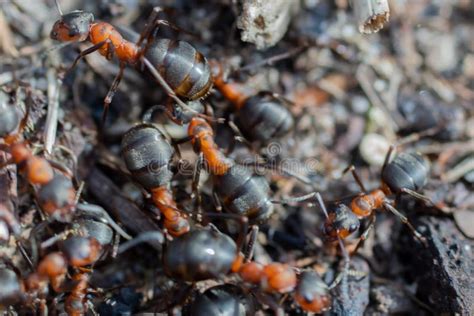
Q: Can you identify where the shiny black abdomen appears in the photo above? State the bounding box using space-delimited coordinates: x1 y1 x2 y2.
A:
144 39 212 100
121 124 174 190
0 104 19 137
235 95 293 144
163 228 236 282
382 152 429 193
189 284 256 316
213 164 273 224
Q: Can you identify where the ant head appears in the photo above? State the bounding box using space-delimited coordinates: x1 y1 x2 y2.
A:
323 204 360 241
295 271 331 313
61 236 102 267
50 11 94 42
37 175 76 222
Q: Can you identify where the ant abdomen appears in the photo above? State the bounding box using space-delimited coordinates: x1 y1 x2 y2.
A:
235 95 294 144
0 268 22 306
121 124 175 190
213 164 273 224
0 103 19 138
163 228 237 282
144 39 213 100
76 218 114 247
190 284 256 316
382 152 430 193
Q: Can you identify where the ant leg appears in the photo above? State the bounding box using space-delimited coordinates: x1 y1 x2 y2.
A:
147 20 197 41
244 225 259 262
202 212 249 254
271 192 317 205
383 202 427 246
257 90 295 107
118 230 165 254
381 145 396 174
352 213 376 255
236 46 307 74
40 228 76 249
47 159 74 178
382 126 441 173
136 7 164 48
111 232 121 258
227 119 253 149
342 165 367 192
400 188 435 207
67 40 107 72
17 240 35 270
315 193 350 302
76 203 132 240
141 56 223 123
240 159 314 189
212 191 223 212
102 62 126 124
191 153 204 215
252 291 284 316
396 126 443 147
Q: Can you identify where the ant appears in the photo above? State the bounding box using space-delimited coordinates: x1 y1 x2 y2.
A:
188 272 330 314
188 284 257 315
186 117 317 224
187 117 274 224
118 212 334 313
121 123 190 237
37 202 132 260
0 143 69 240
324 145 431 253
50 2 212 122
22 235 101 314
211 62 294 145
8 143 77 222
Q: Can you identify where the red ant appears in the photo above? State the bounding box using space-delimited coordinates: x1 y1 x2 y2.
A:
121 123 190 237
118 212 333 313
22 235 101 314
323 144 432 254
211 62 294 145
8 143 77 222
50 1 212 123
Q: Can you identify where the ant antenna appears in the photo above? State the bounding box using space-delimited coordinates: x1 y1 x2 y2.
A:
54 0 63 16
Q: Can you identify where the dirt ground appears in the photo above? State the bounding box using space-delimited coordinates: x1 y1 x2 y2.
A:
0 0 472 315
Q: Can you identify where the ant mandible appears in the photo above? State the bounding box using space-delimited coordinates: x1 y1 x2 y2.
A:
50 1 212 122
324 144 431 254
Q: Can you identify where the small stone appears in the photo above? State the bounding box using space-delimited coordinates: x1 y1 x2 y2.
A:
359 133 390 166
237 0 300 49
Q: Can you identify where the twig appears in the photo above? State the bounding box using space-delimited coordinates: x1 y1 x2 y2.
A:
352 0 390 34
356 64 398 136
236 46 307 74
442 156 474 183
0 10 19 57
44 69 61 155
